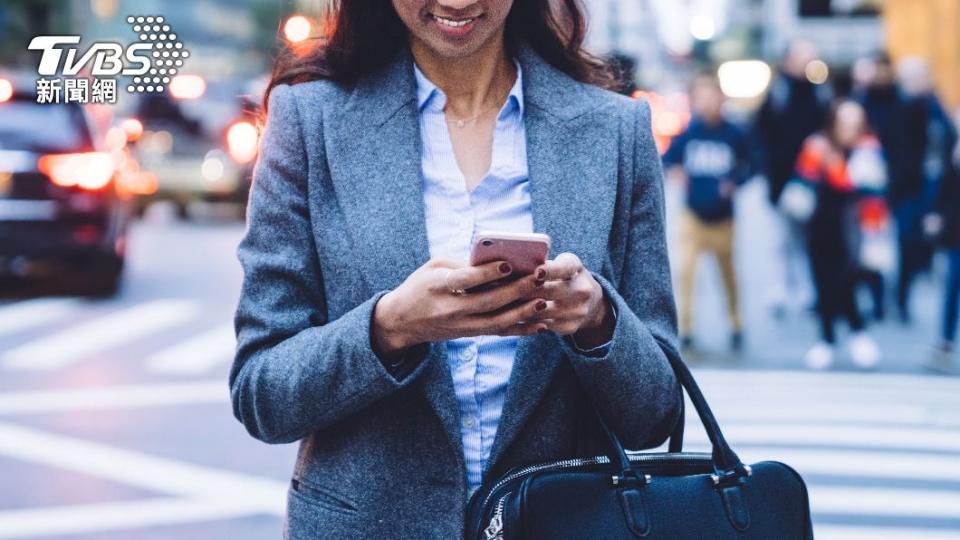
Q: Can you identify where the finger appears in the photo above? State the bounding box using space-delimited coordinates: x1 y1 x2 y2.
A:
536 318 580 336
534 252 582 281
519 280 568 302
496 321 550 337
466 297 547 335
517 279 592 306
519 300 560 322
442 260 512 292
527 300 591 327
426 257 467 270
463 273 543 313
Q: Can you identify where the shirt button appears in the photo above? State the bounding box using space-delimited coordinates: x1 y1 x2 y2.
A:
464 417 476 428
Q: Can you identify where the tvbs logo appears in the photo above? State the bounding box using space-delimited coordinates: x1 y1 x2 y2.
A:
29 36 152 77
29 15 189 104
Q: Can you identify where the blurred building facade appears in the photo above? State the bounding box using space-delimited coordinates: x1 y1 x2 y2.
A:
762 0 883 63
884 0 960 109
583 0 960 112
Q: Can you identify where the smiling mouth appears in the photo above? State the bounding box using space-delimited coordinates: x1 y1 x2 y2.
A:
430 14 479 27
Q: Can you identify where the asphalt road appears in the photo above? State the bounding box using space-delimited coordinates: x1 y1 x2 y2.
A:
0 188 957 539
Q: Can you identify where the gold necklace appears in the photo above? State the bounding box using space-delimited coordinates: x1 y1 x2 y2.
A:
444 85 513 128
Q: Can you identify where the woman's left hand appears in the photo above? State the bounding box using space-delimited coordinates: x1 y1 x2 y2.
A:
523 252 615 347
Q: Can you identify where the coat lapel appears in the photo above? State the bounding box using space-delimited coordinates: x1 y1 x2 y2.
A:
483 42 619 474
325 47 464 462
326 45 430 294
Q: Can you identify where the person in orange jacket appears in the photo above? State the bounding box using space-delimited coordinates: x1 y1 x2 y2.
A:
791 99 885 370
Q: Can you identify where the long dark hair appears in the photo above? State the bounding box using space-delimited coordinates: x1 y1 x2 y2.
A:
263 0 616 113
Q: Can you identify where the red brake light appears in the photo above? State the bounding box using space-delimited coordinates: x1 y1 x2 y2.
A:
37 152 115 190
120 118 144 142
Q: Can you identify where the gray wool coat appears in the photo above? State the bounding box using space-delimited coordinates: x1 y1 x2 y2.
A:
231 39 683 539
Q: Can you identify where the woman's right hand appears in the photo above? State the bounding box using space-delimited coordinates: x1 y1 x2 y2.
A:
371 258 549 357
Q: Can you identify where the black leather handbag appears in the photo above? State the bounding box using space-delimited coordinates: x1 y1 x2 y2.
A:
465 341 814 539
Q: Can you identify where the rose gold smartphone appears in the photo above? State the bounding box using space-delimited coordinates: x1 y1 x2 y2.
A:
467 230 551 292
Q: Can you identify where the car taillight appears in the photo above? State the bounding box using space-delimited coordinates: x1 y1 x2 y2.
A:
120 118 144 142
37 152 115 190
226 120 258 164
0 79 12 103
169 75 205 100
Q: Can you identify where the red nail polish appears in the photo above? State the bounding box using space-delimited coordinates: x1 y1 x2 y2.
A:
536 268 546 280
535 300 547 312
534 279 545 288
537 327 548 334
499 263 512 274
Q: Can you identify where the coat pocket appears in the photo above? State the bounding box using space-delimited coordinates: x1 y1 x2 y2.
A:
289 476 359 515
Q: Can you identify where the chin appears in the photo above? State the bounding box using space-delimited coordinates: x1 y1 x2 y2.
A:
432 43 483 59
415 29 493 59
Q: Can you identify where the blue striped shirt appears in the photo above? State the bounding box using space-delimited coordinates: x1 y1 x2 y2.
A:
414 59 528 498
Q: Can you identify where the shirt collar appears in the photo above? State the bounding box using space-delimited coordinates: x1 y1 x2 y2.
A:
413 58 524 117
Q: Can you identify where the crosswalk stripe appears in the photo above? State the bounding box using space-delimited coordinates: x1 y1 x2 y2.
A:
0 299 200 371
0 497 281 539
0 421 286 498
665 446 960 483
810 485 960 519
694 369 960 391
691 385 960 406
0 421 286 538
145 323 235 375
703 402 958 426
815 525 960 540
680 422 960 453
0 298 83 338
0 381 227 416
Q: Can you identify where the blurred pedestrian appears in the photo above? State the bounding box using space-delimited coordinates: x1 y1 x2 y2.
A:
792 100 883 370
899 58 958 264
754 38 831 317
924 111 960 374
850 56 876 96
856 54 955 323
664 71 753 351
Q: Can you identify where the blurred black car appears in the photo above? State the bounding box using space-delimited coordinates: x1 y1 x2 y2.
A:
0 75 132 296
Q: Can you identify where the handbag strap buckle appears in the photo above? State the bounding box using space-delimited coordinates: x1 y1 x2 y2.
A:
611 473 652 487
710 463 752 487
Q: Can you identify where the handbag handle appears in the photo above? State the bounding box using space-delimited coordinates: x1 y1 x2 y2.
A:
667 390 684 453
589 335 746 480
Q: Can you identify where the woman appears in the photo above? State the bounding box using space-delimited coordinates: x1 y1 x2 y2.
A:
793 99 883 370
230 1 682 538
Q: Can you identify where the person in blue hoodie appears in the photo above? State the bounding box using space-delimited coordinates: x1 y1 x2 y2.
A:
664 70 754 351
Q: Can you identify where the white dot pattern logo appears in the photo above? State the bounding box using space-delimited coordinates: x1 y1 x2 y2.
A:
125 15 189 94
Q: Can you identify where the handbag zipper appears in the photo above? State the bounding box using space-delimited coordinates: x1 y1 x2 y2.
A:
483 494 509 540
477 452 713 537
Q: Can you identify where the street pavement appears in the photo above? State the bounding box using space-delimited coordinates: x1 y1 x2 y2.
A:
0 187 958 539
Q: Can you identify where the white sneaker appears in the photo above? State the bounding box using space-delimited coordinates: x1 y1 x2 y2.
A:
804 342 835 370
848 332 881 369
920 343 957 375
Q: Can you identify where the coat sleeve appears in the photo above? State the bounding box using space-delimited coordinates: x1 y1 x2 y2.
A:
557 97 683 450
229 84 432 444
